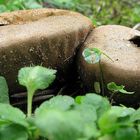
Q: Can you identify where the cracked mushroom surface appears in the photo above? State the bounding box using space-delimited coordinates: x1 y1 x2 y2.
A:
0 8 93 94
78 25 140 104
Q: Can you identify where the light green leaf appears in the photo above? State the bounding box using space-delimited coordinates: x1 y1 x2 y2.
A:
119 89 135 94
115 127 137 140
107 82 134 94
74 104 97 123
98 106 135 134
0 76 9 104
0 103 28 127
35 95 75 114
73 103 101 139
0 124 28 140
130 108 140 122
18 66 56 91
81 93 111 118
82 48 101 64
75 96 84 104
35 109 85 140
98 134 113 140
82 47 113 64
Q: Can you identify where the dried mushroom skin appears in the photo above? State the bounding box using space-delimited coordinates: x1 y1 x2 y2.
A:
78 25 140 104
0 8 93 93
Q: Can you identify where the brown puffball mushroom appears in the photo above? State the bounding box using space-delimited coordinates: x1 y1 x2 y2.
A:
0 8 93 94
77 25 140 104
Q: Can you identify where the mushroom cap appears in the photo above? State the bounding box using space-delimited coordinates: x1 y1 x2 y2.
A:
0 8 93 93
78 25 140 104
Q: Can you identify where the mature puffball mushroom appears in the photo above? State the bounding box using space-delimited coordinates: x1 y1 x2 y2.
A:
77 25 140 104
0 9 93 94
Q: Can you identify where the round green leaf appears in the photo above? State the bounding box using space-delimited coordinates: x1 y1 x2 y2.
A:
35 95 75 114
0 124 28 140
0 103 28 127
115 127 137 140
35 109 85 140
18 66 56 91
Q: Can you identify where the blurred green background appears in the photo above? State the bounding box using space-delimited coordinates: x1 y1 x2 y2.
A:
0 0 140 27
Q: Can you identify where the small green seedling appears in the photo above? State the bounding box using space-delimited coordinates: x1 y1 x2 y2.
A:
107 82 134 95
83 47 113 95
18 66 57 117
82 47 113 64
82 47 101 64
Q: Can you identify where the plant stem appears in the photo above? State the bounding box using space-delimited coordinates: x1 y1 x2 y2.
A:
110 92 115 105
99 60 104 96
27 88 34 117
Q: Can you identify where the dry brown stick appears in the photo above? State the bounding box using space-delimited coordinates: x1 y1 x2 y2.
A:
12 94 53 106
11 89 55 98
